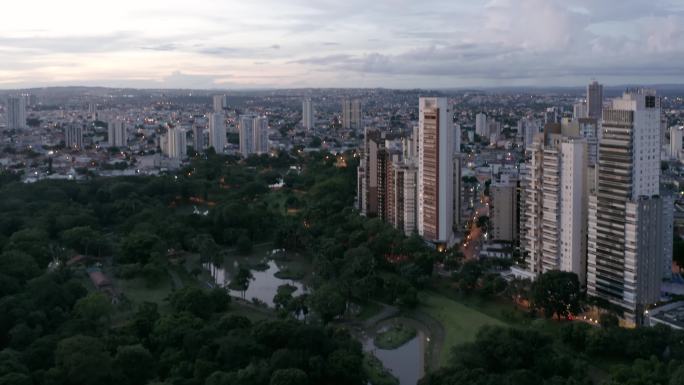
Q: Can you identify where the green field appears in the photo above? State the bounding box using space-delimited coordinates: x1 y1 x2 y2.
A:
418 291 506 366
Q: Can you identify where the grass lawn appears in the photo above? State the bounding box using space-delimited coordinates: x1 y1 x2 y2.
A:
118 275 173 309
419 291 506 366
374 322 417 349
357 301 383 321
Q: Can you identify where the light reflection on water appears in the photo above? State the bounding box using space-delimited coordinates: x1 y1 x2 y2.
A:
203 259 306 307
363 331 425 385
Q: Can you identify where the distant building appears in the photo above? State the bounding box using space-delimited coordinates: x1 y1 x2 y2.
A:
573 102 588 119
6 96 26 130
239 115 269 157
162 127 187 159
587 80 603 120
475 113 487 138
670 126 683 160
64 124 83 150
213 94 226 113
342 98 362 130
208 113 226 153
302 98 314 130
193 125 206 152
108 119 127 147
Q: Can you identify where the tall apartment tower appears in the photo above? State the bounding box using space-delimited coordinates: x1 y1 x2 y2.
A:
521 132 588 282
213 95 226 113
64 124 83 150
587 89 664 325
193 125 206 152
490 177 519 243
208 113 226 153
108 120 127 147
587 81 603 120
417 97 453 244
342 98 362 130
302 98 314 130
6 96 27 130
475 113 487 138
670 126 683 160
239 115 269 157
163 127 187 159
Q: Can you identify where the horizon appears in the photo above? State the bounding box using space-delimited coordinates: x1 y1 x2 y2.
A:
2 0 683 89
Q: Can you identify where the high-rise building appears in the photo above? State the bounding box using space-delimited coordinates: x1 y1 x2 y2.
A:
392 161 418 235
518 117 541 148
342 98 362 130
670 126 683 160
417 97 453 244
239 115 269 157
193 125 206 152
573 102 588 120
108 119 127 147
213 95 226 113
64 124 83 150
587 80 603 120
302 98 314 130
490 176 519 243
520 131 588 282
209 113 226 153
453 155 462 232
163 127 187 159
475 113 487 138
587 89 664 325
6 96 26 130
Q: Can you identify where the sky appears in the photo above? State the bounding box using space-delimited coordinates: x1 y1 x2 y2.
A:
1 0 684 89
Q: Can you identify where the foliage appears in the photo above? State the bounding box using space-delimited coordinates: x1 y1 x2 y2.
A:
531 270 581 319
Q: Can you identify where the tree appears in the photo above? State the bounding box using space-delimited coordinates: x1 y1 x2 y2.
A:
169 286 215 319
270 368 308 385
61 226 109 256
113 345 155 385
73 292 112 328
532 270 581 320
309 283 346 323
193 233 219 264
230 266 254 299
119 232 165 264
236 234 253 256
0 251 40 282
55 335 111 385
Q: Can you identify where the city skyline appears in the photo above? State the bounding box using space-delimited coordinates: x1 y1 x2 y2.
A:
2 0 684 89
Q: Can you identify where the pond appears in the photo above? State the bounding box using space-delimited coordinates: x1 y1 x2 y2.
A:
203 259 307 307
362 328 427 385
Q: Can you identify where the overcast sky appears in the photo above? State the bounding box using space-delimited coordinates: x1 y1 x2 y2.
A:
1 0 683 89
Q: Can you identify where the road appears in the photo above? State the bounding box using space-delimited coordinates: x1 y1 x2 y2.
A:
459 194 490 260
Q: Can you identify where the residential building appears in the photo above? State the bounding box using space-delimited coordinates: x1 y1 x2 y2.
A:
490 176 518 243
587 80 603 120
162 127 187 159
6 96 26 130
209 113 226 153
64 124 83 150
213 95 226 113
108 119 127 147
587 89 664 325
342 98 362 130
239 115 269 157
417 97 453 244
475 113 487 138
670 126 683 160
302 98 314 130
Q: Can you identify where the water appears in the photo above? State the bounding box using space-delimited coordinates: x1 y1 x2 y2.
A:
363 331 426 385
204 259 306 307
